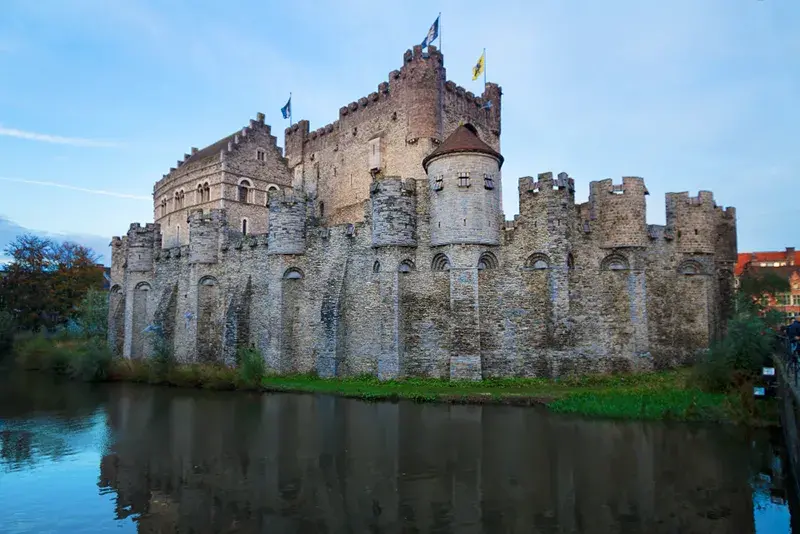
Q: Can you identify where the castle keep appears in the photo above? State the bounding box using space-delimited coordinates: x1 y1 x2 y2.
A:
108 45 737 379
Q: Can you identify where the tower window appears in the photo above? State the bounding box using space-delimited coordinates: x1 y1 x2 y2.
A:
242 219 248 235
484 173 495 190
433 175 444 191
458 172 470 188
238 179 251 203
256 149 266 162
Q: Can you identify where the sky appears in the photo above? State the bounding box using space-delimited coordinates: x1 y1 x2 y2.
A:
0 0 797 260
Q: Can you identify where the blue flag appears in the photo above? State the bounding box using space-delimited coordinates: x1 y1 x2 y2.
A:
281 97 291 120
421 16 439 48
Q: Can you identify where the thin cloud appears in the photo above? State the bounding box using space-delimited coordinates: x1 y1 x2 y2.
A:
0 126 121 147
0 177 150 200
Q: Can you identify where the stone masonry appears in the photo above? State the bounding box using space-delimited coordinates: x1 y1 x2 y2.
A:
108 44 738 380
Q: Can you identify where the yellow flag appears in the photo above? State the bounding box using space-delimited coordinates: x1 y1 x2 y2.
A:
472 50 485 81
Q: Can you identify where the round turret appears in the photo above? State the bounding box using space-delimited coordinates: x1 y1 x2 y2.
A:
267 190 306 255
423 124 504 246
370 177 417 247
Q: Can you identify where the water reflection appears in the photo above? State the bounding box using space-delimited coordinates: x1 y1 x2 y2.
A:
0 372 795 533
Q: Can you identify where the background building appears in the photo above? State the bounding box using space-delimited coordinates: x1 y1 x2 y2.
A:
736 247 800 323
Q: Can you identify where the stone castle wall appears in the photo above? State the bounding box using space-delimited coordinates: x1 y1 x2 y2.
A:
109 172 736 378
283 45 501 227
108 44 736 380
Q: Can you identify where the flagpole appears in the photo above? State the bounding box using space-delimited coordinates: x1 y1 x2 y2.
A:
289 92 293 126
483 48 487 88
438 12 442 54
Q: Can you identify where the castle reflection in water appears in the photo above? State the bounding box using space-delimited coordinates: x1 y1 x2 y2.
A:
92 383 778 534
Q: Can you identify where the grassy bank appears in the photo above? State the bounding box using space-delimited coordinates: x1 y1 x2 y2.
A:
10 332 777 426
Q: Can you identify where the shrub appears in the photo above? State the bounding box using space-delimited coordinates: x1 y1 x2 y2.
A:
68 338 113 381
13 330 70 372
693 310 774 392
238 346 265 387
73 288 109 339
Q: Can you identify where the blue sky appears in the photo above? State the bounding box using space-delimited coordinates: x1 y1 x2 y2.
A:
0 0 797 261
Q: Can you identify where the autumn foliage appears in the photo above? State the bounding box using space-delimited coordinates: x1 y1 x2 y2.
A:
0 234 105 332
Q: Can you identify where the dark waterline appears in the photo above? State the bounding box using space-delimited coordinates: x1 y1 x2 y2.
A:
0 368 795 534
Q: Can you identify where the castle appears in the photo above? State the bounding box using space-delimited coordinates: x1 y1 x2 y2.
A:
108 44 738 380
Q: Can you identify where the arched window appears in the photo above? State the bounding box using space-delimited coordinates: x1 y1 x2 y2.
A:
678 260 704 275
477 251 499 270
203 182 210 202
196 184 203 203
525 253 550 270
283 268 304 280
174 191 180 209
135 281 151 292
601 253 630 271
398 259 415 273
373 260 381 273
198 276 218 287
431 253 451 272
238 179 251 203
241 218 248 235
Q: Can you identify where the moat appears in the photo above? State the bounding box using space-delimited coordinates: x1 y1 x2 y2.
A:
0 369 796 533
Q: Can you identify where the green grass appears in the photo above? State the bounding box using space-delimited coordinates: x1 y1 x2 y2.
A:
10 333 777 425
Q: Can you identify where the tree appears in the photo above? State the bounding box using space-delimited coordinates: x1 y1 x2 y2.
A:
0 234 104 331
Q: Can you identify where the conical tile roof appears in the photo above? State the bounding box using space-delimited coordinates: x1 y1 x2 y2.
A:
422 123 503 172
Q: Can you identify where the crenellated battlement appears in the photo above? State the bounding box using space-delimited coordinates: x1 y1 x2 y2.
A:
665 191 737 255
590 176 649 198
519 172 576 196
188 208 227 226
283 43 500 167
268 187 305 205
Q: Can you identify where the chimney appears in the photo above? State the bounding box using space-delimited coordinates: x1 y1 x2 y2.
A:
787 247 796 266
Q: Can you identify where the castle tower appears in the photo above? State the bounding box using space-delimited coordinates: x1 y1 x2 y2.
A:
589 177 649 249
517 172 576 344
403 45 444 144
125 223 159 272
423 123 504 247
370 177 417 247
189 208 227 264
267 189 307 255
666 191 722 255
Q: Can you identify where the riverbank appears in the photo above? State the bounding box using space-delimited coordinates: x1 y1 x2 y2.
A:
8 336 777 425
